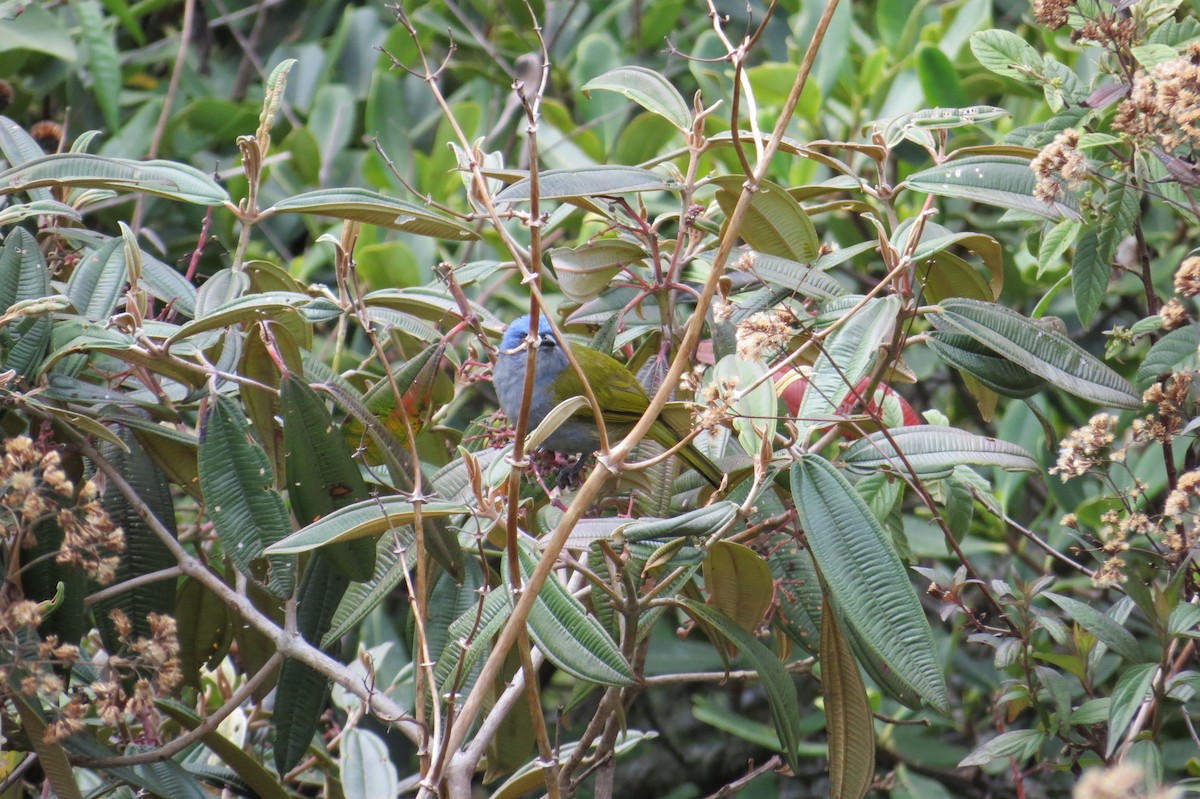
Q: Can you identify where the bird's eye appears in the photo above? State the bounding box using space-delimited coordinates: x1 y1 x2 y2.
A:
539 333 556 348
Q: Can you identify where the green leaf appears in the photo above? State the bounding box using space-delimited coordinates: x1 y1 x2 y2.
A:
842 426 1039 477
9 692 84 799
905 156 1082 221
341 728 399 799
822 602 875 799
157 699 290 799
712 353 776 457
496 166 674 201
0 4 78 60
0 117 55 203
265 498 469 555
274 555 348 773
1044 592 1144 663
550 239 646 303
916 45 969 108
582 66 691 132
791 456 949 714
1136 325 1200 391
678 600 804 773
175 577 231 689
1168 603 1200 638
487 730 656 799
0 153 229 205
1106 662 1158 757
76 1 122 131
622 501 739 542
516 542 634 686
1071 229 1107 327
66 237 127 318
713 177 820 262
930 298 1141 408
280 374 376 581
704 541 774 633
94 427 178 649
959 729 1045 767
433 587 513 710
166 291 326 345
927 331 1046 398
969 30 1042 81
323 532 415 647
266 188 478 240
0 227 53 378
1038 219 1080 277
744 250 851 301
199 394 295 598
796 296 900 439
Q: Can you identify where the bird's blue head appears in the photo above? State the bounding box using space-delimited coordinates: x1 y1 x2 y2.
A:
500 313 555 352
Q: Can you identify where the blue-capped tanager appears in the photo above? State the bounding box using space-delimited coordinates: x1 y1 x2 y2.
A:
493 314 723 488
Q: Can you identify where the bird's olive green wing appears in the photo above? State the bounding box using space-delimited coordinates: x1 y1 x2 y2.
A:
553 346 650 421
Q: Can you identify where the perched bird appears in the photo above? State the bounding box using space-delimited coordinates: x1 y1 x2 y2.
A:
492 314 723 488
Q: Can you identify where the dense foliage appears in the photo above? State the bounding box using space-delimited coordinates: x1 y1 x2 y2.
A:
2 0 1200 797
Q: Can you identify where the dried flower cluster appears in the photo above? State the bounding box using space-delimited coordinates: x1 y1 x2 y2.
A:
1031 129 1090 203
1174 255 1200 297
1050 414 1117 480
1033 0 1071 31
1134 373 1192 444
1159 297 1190 329
1115 43 1200 155
1075 764 1180 799
692 375 740 434
2 607 184 746
0 435 124 584
735 310 795 362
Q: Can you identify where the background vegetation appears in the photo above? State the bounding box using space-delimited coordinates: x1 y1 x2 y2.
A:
1 0 1199 797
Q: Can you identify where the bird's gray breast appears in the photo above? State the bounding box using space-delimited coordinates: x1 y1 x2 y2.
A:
493 347 565 430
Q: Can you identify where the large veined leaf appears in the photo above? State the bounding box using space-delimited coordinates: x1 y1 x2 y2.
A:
65 237 127 318
743 250 850 301
264 498 470 555
496 166 675 201
76 1 121 130
266 188 478 240
791 455 949 714
712 177 820 262
514 542 634 686
704 541 774 633
822 602 875 799
1043 592 1143 663
582 66 691 132
0 153 229 205
794 296 900 439
487 731 656 799
1136 324 1200 391
904 156 1082 221
157 699 289 799
927 331 1046 398
929 298 1141 408
0 117 54 203
322 531 415 647
433 587 513 711
273 554 348 773
550 238 646 303
1106 662 1158 757
677 600 804 773
0 227 53 378
198 394 294 598
842 425 1039 477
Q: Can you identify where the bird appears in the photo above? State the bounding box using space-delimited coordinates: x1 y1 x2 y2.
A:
492 314 723 488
